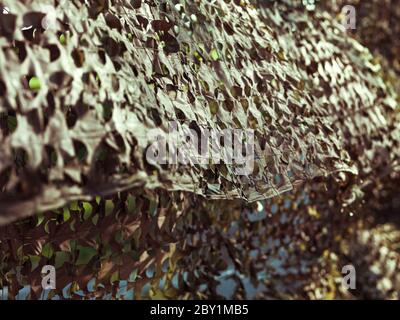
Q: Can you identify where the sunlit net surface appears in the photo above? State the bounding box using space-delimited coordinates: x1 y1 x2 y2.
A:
0 0 399 299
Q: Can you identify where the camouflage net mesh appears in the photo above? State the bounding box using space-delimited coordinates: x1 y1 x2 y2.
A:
0 0 399 299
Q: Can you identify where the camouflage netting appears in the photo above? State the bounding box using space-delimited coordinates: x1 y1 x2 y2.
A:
0 0 364 224
0 0 399 299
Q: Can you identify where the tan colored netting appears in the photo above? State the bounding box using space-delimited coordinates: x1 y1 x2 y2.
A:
0 0 364 225
0 0 399 300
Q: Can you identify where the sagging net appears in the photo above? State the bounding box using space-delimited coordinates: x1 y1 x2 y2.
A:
0 0 399 299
